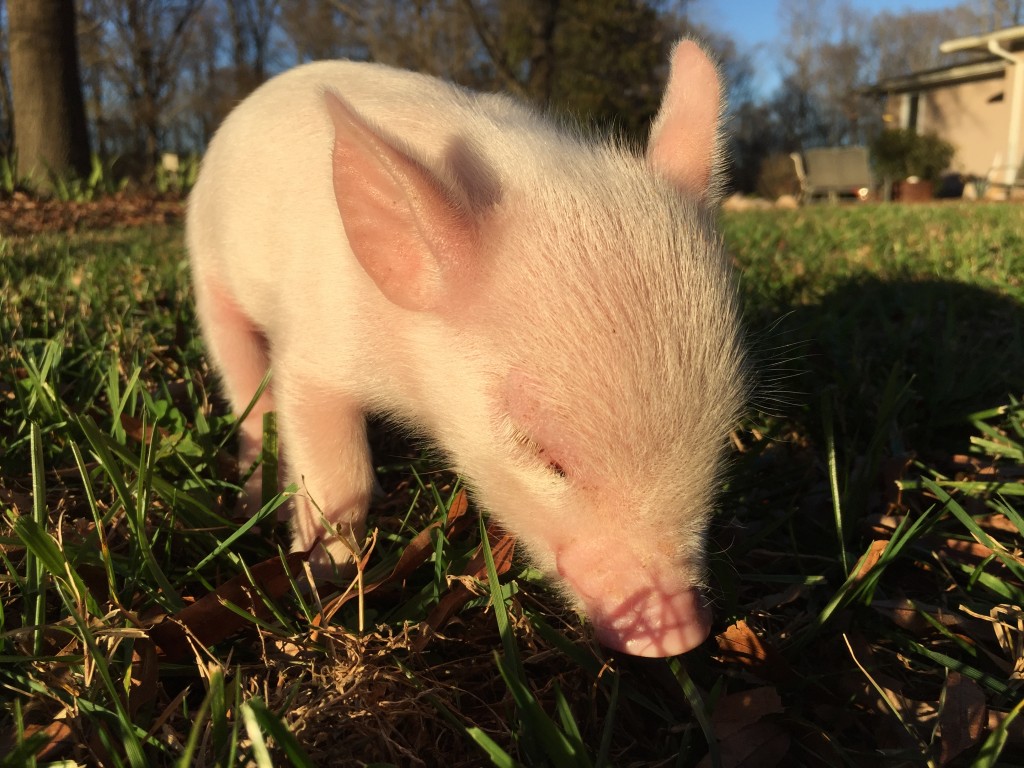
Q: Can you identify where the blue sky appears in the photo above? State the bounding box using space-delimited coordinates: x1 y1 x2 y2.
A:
693 0 970 94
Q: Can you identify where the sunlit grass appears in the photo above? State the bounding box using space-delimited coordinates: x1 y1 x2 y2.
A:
2 203 1022 765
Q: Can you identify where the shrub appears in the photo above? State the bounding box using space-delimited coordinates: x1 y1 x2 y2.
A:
756 152 800 200
869 128 955 185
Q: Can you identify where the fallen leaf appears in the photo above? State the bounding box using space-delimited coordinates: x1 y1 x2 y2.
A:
698 720 790 768
938 671 987 766
937 538 997 562
979 513 1023 533
148 550 306 661
128 639 159 720
21 721 74 762
715 621 790 683
988 707 1024 746
842 632 934 752
414 525 516 650
120 413 165 445
716 621 769 664
753 582 807 612
446 488 470 526
319 489 475 617
853 539 888 581
872 598 965 633
711 686 784 740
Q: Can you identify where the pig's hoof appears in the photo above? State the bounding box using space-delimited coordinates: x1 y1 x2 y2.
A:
303 535 358 583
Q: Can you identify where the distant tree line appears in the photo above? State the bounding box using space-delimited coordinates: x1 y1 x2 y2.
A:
0 0 1021 193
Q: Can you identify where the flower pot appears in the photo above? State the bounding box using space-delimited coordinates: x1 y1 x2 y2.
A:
893 177 933 203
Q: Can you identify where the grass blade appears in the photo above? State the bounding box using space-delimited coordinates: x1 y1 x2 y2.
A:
242 698 316 768
27 422 47 655
974 696 1024 768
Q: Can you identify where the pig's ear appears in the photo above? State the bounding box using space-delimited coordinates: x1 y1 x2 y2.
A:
646 40 724 202
325 90 476 312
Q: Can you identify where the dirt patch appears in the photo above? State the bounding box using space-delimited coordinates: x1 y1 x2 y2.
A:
0 191 184 237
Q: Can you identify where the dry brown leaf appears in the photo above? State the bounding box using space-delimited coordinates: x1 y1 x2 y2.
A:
446 488 470 525
842 633 936 753
753 582 807 612
988 708 1024 745
938 671 987 766
716 621 770 665
320 489 475 617
20 721 74 762
698 720 791 768
120 413 165 445
148 550 306 661
414 525 516 650
853 539 888 581
711 686 784 740
938 538 996 561
370 521 443 588
871 598 964 633
978 513 1024 533
950 454 985 472
380 488 471 591
952 604 1024 678
866 514 902 536
461 525 515 583
715 621 790 683
935 539 1024 572
0 481 34 517
128 639 159 720
990 606 1024 660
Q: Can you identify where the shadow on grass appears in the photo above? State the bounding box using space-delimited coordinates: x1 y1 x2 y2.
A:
763 276 1024 452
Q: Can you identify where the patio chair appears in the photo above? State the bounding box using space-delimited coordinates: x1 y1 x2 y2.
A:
790 146 874 203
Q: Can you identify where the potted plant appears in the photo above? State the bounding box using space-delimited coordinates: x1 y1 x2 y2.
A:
870 128 955 202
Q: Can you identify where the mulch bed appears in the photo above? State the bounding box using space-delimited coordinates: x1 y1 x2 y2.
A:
0 191 185 238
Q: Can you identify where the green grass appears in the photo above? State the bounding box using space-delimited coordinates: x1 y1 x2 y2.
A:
728 204 1024 447
2 202 1023 766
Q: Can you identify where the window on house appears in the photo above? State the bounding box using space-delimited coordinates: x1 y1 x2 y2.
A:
903 93 920 132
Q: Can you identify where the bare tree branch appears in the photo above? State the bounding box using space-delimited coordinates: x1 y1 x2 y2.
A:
457 0 527 97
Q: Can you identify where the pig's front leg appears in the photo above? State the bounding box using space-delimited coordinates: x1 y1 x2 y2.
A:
274 374 374 577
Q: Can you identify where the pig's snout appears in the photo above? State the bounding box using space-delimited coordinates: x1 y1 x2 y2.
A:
588 586 711 658
555 541 711 657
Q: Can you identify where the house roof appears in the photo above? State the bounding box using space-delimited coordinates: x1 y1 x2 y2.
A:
866 25 1024 95
940 24 1024 54
866 58 1006 95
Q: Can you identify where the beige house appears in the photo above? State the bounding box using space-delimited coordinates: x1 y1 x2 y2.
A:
871 26 1024 189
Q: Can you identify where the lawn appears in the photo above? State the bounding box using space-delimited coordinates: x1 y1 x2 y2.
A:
1 202 1022 766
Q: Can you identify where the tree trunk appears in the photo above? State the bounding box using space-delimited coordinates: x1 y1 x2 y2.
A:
524 0 559 107
0 61 13 157
8 0 91 188
226 0 250 98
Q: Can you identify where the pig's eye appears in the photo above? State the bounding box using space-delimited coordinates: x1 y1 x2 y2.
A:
511 428 567 479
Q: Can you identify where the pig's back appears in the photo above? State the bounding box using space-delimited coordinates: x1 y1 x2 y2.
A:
186 60 551 328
